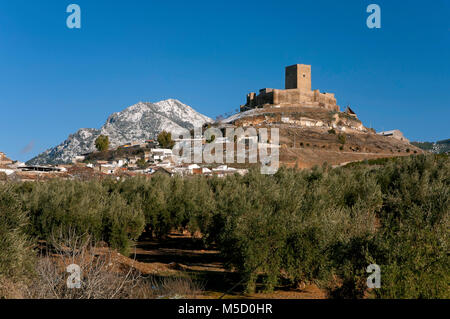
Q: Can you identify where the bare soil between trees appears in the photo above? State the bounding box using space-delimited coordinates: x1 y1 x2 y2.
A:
128 231 326 299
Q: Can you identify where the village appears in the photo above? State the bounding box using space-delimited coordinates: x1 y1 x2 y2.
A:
0 136 249 182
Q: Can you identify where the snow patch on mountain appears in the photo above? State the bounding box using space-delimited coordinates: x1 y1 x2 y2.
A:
27 99 212 165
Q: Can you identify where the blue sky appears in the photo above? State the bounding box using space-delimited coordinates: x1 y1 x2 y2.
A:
0 0 449 162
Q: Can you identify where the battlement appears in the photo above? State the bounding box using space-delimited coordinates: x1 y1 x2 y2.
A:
241 64 339 112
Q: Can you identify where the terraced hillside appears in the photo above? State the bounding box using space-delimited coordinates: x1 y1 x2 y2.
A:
218 106 423 168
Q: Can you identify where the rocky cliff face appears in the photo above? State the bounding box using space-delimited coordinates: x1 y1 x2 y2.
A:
27 99 212 165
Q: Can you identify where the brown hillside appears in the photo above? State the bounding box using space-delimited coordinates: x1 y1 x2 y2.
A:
219 106 424 169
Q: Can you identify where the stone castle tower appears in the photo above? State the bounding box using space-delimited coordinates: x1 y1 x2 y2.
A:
285 64 311 91
241 64 339 112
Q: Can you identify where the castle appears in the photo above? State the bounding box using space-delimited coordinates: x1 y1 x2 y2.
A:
241 64 340 112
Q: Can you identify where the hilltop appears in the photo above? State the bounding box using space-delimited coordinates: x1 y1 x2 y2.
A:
212 64 423 168
217 106 422 168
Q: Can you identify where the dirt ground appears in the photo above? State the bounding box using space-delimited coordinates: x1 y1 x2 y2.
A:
120 231 327 299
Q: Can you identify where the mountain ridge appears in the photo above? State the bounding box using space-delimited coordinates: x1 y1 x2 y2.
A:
27 99 212 165
411 139 450 154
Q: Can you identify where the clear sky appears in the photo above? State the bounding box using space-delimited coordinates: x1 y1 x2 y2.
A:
0 0 449 162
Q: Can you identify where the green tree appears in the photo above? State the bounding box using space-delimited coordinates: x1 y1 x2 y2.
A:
157 131 175 149
0 184 35 295
136 158 148 169
95 135 109 152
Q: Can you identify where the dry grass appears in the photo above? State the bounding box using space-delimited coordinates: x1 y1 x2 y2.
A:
138 275 204 299
23 230 143 299
11 229 204 299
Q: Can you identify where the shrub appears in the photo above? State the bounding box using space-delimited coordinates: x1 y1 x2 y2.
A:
209 166 382 293
22 180 106 241
26 233 145 299
371 155 450 298
136 158 148 169
0 184 35 297
0 172 7 181
146 275 204 299
102 193 145 255
4 154 448 298
374 208 449 298
329 155 449 298
17 179 145 255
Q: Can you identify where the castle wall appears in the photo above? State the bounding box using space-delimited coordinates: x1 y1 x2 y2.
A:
273 88 314 104
245 88 339 112
242 64 339 112
313 90 338 110
246 92 256 106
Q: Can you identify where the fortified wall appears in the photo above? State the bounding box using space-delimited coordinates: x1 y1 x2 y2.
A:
241 64 339 112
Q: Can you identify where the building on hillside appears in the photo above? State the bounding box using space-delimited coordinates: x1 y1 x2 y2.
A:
377 130 409 143
97 163 117 174
18 165 67 172
144 151 152 162
0 168 15 176
192 167 212 175
110 159 126 167
241 64 340 112
143 140 158 148
211 165 239 178
72 155 86 163
149 148 173 161
126 156 141 165
7 161 25 169
187 163 201 174
156 159 173 168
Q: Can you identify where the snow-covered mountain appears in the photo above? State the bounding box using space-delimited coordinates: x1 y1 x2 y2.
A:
27 99 212 165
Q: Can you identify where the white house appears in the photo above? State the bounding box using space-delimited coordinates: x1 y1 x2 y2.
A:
72 155 85 163
187 163 201 174
0 168 14 175
150 148 173 161
377 130 409 142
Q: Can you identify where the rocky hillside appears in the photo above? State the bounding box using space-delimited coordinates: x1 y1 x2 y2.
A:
217 106 423 169
411 139 450 154
27 99 212 165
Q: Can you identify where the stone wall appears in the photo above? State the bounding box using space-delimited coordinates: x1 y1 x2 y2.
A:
242 64 339 112
245 88 339 111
